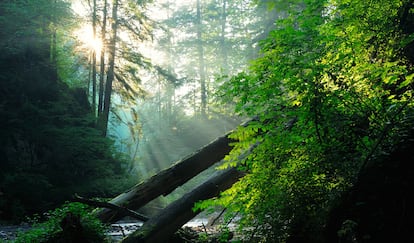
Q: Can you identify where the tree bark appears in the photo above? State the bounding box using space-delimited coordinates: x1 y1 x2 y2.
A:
91 0 97 115
73 194 149 222
121 167 244 243
220 0 228 72
196 0 207 117
95 130 237 223
100 0 119 136
98 0 108 117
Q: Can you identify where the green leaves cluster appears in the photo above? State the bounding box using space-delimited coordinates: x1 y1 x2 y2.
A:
14 202 107 243
207 0 414 241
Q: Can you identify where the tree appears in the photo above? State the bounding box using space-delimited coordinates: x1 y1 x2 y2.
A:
151 0 277 119
196 0 207 117
77 0 154 136
117 0 274 178
220 0 228 72
91 0 98 115
206 0 414 241
98 0 108 118
100 0 119 136
0 0 133 221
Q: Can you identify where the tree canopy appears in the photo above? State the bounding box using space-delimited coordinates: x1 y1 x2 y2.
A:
197 0 414 241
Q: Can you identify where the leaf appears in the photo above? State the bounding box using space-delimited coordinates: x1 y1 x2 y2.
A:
399 73 414 89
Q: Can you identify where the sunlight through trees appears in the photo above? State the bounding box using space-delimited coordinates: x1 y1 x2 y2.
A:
2 0 414 242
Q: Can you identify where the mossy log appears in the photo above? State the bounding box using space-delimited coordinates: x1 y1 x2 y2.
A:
95 129 238 223
121 167 243 243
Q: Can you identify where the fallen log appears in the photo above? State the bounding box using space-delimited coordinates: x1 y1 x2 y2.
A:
95 130 237 223
121 167 244 243
72 194 149 222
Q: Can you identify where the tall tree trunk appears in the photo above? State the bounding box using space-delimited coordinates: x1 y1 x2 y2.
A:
51 29 58 79
100 0 119 136
220 0 228 72
98 0 108 117
91 0 97 115
196 0 207 117
165 81 175 125
165 2 175 125
48 0 58 81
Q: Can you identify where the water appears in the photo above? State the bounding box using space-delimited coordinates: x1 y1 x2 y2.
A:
106 218 211 242
0 216 232 242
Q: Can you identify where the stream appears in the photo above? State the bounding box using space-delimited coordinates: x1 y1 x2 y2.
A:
0 217 218 242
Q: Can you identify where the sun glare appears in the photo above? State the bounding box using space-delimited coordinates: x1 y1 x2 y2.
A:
75 26 103 55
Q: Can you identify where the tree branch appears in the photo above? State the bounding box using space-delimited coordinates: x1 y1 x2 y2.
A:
72 194 149 222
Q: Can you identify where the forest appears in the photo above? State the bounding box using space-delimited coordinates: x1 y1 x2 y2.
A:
1 0 413 242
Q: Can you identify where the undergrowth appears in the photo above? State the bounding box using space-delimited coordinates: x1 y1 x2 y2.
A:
13 202 108 243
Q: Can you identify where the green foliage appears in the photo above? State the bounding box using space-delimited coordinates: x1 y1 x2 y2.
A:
197 232 209 242
207 0 414 241
14 202 108 243
217 226 232 243
0 78 133 219
0 0 135 221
